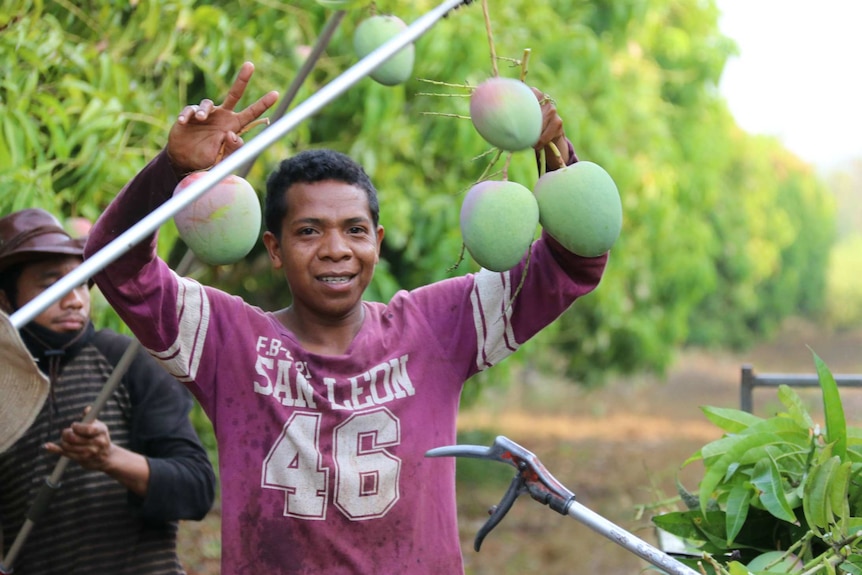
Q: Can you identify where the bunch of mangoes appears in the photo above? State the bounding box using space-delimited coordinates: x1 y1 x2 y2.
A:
461 77 622 271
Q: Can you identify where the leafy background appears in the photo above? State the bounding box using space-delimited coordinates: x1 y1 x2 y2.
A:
2 0 852 387
3 1 862 570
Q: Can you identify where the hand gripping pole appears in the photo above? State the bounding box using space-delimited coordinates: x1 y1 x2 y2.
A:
426 436 701 575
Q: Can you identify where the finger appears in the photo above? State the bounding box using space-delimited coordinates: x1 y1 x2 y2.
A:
176 104 199 125
70 421 108 441
176 100 215 124
222 61 255 111
220 132 244 158
196 99 215 119
236 90 279 128
540 114 564 146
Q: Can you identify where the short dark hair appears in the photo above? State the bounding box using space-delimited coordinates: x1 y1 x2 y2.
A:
265 149 380 238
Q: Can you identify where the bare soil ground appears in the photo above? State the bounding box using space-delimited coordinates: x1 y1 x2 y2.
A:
177 319 862 574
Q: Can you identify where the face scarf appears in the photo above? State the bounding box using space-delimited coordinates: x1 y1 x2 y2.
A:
20 321 95 410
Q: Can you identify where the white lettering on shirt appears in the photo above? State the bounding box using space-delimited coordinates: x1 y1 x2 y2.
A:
252 338 413 412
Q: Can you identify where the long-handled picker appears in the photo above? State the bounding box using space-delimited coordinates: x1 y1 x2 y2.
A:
426 435 702 575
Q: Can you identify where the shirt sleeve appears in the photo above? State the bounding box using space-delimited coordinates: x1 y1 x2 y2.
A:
95 330 216 522
84 150 186 355
128 352 217 522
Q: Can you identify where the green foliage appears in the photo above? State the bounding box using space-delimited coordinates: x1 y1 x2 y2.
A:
652 351 862 574
826 234 862 330
0 0 838 389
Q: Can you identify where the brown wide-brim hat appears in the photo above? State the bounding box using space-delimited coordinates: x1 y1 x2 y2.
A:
0 309 49 453
0 208 85 274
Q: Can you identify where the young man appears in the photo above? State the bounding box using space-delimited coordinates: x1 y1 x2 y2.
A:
0 209 216 575
85 62 608 574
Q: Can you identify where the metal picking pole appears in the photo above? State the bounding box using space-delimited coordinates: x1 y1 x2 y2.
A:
563 499 700 575
426 436 701 575
9 0 475 331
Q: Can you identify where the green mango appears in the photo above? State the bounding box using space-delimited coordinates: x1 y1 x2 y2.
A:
460 179 539 271
533 161 622 257
353 14 415 86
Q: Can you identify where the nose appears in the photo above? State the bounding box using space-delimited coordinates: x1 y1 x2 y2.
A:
319 230 351 260
59 285 88 309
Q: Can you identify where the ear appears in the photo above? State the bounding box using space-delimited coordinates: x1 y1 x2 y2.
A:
0 290 12 314
374 225 385 262
262 231 283 270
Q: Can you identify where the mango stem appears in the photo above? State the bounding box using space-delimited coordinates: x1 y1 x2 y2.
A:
481 0 498 77
213 118 271 164
519 48 531 82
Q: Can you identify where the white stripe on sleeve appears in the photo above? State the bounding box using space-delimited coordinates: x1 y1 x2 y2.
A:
470 268 520 371
145 275 210 383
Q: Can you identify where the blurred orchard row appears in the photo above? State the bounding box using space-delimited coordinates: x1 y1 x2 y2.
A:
2 0 859 395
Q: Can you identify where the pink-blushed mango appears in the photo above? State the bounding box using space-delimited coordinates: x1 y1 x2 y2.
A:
173 172 261 265
533 161 621 257
460 180 539 272
353 14 414 86
64 217 92 238
469 77 542 152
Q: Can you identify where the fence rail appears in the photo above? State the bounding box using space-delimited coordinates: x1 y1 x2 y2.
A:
740 363 862 413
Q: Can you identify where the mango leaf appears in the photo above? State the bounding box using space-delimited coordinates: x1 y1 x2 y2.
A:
682 447 704 468
701 405 763 434
700 432 784 514
727 561 751 575
690 512 737 550
750 457 797 523
725 482 752 545
842 554 862 575
652 510 729 554
812 349 847 460
828 460 851 529
804 456 840 532
850 468 862 516
700 417 808 466
653 510 706 541
777 384 815 430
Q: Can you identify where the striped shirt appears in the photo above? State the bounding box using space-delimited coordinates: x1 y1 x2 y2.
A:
0 328 214 575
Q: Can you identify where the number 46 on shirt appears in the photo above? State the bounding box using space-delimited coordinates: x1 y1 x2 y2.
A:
262 408 402 520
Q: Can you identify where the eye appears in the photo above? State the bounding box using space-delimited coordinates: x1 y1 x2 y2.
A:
39 277 62 289
347 225 367 235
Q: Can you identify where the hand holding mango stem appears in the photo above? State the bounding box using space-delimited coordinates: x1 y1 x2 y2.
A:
532 88 570 171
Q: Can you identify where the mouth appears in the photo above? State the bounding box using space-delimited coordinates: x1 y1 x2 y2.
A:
55 316 86 330
318 275 354 285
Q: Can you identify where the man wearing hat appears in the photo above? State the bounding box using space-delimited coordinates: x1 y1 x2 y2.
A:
0 208 216 574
